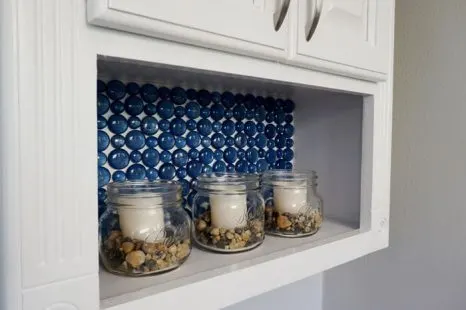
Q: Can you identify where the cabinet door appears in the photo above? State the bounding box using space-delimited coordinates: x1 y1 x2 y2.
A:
88 0 290 59
292 0 393 75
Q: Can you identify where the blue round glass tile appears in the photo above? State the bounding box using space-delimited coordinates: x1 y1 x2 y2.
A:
245 109 254 120
267 140 275 148
159 119 170 132
254 106 266 122
233 105 246 121
197 119 212 136
276 99 284 108
286 138 294 148
97 80 106 93
284 123 294 138
275 159 287 169
98 188 107 204
221 120 235 136
179 179 190 195
98 152 107 166
97 94 110 115
234 133 247 148
235 122 244 132
106 80 126 100
97 116 107 129
140 116 158 135
158 87 170 99
146 136 158 148
256 96 265 107
247 137 256 147
184 101 200 119
111 135 125 148
200 107 210 119
201 136 211 148
112 170 126 182
285 162 293 170
124 95 144 116
198 89 211 106
108 149 129 169
144 103 157 116
170 87 187 105
285 114 293 123
126 82 140 95
186 119 197 131
176 167 187 179
212 121 222 132
128 116 141 129
98 167 111 187
172 149 188 167
276 149 283 159
224 109 233 119
248 163 257 173
202 165 213 174
244 94 257 110
142 148 160 167
264 124 276 139
225 136 234 147
175 136 186 148
186 131 201 148
174 106 185 118
276 125 284 134
246 148 259 163
199 149 214 165
213 161 226 173
187 161 203 178
108 115 128 134
235 93 244 103
140 84 158 103
159 132 175 150
276 135 286 148
265 149 277 164
227 165 235 173
224 147 237 164
125 130 145 150
256 159 268 173
283 99 295 113
211 91 221 104
160 150 172 163
214 149 223 161
170 118 187 136
244 121 257 137
258 149 265 158
110 100 125 114
266 113 274 123
186 88 197 100
157 100 175 119
235 160 248 173
283 148 294 161
126 164 146 180
264 97 276 112
274 110 286 124
97 130 110 151
210 103 224 121
237 149 245 159
159 163 176 180
188 149 199 159
221 91 235 108
130 150 142 163
146 168 158 181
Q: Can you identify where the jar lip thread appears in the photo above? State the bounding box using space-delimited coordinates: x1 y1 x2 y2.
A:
262 169 317 188
195 172 260 191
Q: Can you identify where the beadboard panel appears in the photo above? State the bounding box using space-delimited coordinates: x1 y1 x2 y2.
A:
17 0 98 288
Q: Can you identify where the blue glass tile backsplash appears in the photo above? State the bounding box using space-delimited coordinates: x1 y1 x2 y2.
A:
97 79 295 213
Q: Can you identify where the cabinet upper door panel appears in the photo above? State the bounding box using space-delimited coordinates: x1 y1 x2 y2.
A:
294 0 392 74
88 0 289 59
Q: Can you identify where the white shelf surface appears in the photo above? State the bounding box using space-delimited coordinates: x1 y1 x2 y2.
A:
100 218 361 309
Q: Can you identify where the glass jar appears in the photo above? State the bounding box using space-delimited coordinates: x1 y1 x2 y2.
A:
262 170 323 237
99 180 191 276
191 173 265 253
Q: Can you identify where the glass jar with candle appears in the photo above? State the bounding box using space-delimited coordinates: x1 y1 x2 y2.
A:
99 180 191 276
191 173 265 253
262 170 323 237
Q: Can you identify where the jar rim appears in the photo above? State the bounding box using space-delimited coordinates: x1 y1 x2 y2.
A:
195 172 260 191
262 169 317 187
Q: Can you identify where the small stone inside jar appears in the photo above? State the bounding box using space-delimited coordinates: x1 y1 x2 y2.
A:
265 206 322 236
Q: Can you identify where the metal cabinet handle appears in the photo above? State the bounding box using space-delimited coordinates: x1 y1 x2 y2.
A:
306 0 323 41
274 0 291 31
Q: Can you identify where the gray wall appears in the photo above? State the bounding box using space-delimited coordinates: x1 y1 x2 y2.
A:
324 0 466 309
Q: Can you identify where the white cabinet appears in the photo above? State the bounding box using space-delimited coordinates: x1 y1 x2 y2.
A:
88 0 290 59
291 0 393 74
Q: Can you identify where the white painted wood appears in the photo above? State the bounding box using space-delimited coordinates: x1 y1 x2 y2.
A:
87 0 289 60
290 0 394 75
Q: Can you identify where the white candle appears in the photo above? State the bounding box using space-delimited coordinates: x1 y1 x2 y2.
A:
273 182 307 214
116 196 165 242
210 185 247 229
